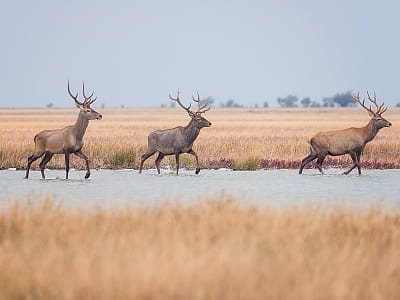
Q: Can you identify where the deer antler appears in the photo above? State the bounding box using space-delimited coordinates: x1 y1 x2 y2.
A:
67 80 83 106
352 91 387 116
192 91 210 114
367 91 387 115
68 81 97 107
169 90 192 112
82 82 96 106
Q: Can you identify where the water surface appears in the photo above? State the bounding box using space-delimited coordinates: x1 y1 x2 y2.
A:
0 168 398 208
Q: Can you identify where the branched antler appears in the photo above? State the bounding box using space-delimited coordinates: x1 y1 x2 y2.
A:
351 91 387 116
367 91 387 115
169 90 192 112
82 82 96 106
67 80 82 106
169 89 211 115
192 91 210 114
68 81 96 107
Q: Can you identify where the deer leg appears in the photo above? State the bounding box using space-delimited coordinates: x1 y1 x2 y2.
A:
343 152 358 175
155 152 165 174
356 151 362 175
316 155 326 175
175 153 180 175
39 152 54 179
139 150 157 174
188 149 201 174
64 153 70 179
299 153 318 174
25 153 44 179
74 151 91 179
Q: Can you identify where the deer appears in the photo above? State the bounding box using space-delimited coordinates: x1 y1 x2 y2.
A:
299 91 391 175
24 81 102 180
139 90 211 175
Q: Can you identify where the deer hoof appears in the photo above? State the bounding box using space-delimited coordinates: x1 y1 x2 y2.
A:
85 173 90 179
195 168 200 174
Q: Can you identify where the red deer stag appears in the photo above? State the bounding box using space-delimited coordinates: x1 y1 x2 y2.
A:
139 90 211 175
299 91 391 175
25 81 102 179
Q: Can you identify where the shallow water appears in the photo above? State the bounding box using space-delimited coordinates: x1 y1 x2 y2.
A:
0 168 399 208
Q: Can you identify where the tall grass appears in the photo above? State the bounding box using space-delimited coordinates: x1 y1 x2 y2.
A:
0 197 400 299
0 107 399 170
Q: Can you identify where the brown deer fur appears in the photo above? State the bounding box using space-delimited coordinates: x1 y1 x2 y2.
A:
139 90 211 175
25 81 102 179
299 92 391 175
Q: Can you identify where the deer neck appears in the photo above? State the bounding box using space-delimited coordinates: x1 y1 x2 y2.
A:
73 110 89 141
183 119 201 144
362 119 380 143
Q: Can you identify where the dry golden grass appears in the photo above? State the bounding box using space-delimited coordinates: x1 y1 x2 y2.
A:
0 107 399 170
0 197 400 299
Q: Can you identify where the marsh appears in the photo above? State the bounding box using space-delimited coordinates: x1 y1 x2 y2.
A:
1 168 399 208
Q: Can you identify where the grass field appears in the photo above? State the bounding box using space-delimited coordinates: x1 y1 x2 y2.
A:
1 108 399 299
0 197 399 299
0 107 399 170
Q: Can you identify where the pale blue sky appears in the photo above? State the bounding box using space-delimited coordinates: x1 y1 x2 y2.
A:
1 0 399 107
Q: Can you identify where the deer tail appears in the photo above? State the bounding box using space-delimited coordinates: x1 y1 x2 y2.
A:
308 137 318 153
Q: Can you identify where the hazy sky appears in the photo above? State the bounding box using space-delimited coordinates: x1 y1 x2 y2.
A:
1 0 399 108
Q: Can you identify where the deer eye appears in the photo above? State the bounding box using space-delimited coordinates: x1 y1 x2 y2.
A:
86 109 91 113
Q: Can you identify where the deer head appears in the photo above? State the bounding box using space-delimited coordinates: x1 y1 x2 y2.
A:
68 81 102 120
169 90 211 128
351 91 391 129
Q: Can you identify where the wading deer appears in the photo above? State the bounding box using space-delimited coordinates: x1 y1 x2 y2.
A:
139 90 211 175
299 92 391 175
25 81 102 179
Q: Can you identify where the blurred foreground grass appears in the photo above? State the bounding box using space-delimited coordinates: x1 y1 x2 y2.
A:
0 196 400 299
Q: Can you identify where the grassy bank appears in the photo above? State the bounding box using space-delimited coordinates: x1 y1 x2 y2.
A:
0 197 399 299
0 107 399 170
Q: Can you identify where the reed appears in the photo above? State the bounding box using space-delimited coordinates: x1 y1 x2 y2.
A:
0 107 399 170
0 197 399 299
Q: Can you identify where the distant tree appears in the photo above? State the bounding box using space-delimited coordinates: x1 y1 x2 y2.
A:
254 104 259 108
310 101 321 107
225 99 235 107
169 101 176 108
322 97 335 107
332 91 356 107
320 91 356 108
46 102 54 108
277 95 298 107
201 96 215 107
300 97 311 108
221 99 243 108
101 103 105 108
263 101 269 108
397 102 400 107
